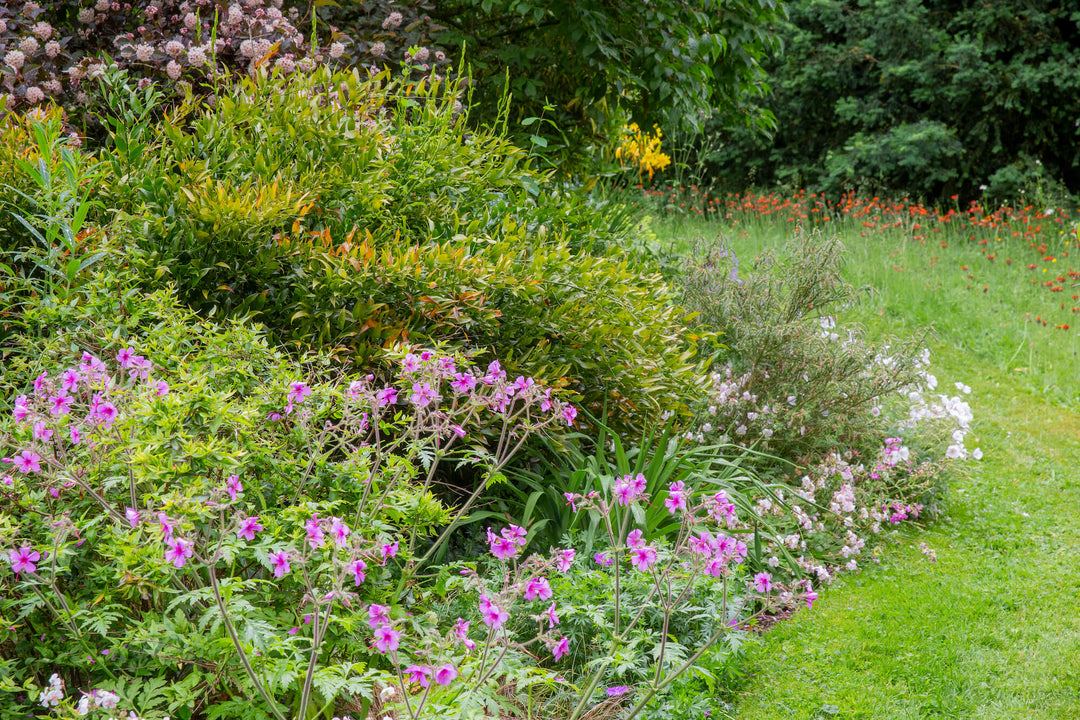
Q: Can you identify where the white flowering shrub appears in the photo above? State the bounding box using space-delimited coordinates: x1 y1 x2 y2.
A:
0 0 451 112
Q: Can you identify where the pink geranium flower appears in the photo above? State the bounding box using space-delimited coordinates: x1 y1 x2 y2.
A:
270 551 291 578
286 381 311 404
236 515 263 542
409 382 436 407
545 601 560 628
375 387 398 407
555 548 576 572
488 533 518 561
12 395 30 423
9 546 40 575
450 372 476 393
523 577 552 601
116 347 137 368
329 517 351 547
561 405 577 426
49 393 73 416
434 663 458 686
368 604 390 629
12 450 41 474
664 480 687 513
753 572 772 594
630 545 658 572
405 664 431 687
373 624 400 653
305 515 325 549
164 537 194 568
626 529 645 549
125 507 141 528
552 636 570 661
478 594 509 628
61 369 80 393
225 474 243 501
454 617 476 650
350 558 367 586
32 421 53 442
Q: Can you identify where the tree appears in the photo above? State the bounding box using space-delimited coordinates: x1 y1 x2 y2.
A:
427 0 786 163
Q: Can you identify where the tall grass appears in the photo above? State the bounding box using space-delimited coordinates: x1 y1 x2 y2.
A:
648 190 1080 411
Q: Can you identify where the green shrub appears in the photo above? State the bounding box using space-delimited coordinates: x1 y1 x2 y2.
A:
89 68 706 433
678 230 925 469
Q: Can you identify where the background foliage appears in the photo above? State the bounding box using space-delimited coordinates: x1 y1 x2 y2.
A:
700 0 1080 202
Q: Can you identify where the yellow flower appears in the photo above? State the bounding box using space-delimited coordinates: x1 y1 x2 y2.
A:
616 123 671 182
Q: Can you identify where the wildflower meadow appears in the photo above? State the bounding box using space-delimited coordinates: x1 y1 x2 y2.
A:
2 1 1078 719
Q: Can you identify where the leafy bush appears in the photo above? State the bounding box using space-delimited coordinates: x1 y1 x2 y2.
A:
0 0 450 114
0 277 589 718
702 0 1080 202
679 230 925 468
69 68 705 433
0 276 798 720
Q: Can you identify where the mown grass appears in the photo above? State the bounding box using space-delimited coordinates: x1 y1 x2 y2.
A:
651 205 1080 719
728 346 1080 719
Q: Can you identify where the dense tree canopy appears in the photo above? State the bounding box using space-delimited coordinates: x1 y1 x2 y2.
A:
701 0 1080 202
428 0 786 155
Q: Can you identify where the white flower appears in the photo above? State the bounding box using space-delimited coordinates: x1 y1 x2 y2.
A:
369 41 386 56
25 86 44 104
20 37 40 55
188 46 208 66
95 0 110 10
972 447 983 460
135 43 154 61
78 8 96 23
954 382 971 394
166 60 183 80
275 56 295 74
330 41 345 59
45 41 61 58
184 12 199 30
165 40 184 57
5 50 26 70
239 39 255 58
945 444 966 460
32 21 54 41
382 11 403 29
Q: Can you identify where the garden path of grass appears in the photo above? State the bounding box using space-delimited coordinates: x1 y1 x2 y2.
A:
732 345 1080 719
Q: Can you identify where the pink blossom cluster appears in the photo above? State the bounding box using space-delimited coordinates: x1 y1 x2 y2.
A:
1 348 167 506
0 0 453 111
266 350 577 437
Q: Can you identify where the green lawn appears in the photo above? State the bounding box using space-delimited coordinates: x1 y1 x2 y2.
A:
732 347 1080 719
652 210 1080 719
